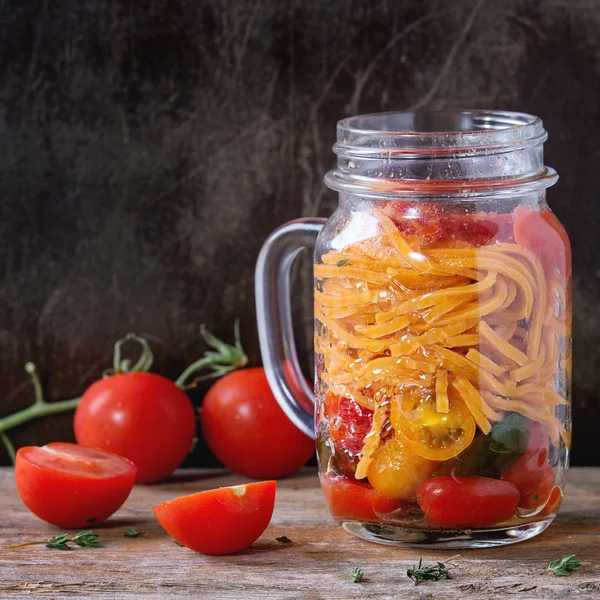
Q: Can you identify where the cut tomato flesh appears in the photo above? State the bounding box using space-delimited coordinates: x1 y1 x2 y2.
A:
153 480 276 555
16 442 137 528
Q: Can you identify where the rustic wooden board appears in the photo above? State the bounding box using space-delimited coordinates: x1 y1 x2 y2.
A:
0 467 599 599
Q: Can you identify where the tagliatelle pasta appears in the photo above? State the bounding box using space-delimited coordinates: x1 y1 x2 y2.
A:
315 208 570 477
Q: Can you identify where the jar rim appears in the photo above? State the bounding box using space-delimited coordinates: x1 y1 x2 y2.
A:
326 110 557 198
338 110 542 137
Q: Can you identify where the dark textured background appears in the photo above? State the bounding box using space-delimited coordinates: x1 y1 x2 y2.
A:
0 0 598 466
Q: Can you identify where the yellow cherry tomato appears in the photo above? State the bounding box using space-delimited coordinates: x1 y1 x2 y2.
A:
390 393 476 461
367 437 438 500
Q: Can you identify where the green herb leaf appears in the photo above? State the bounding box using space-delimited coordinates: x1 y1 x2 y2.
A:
45 533 71 551
337 259 350 267
124 528 143 538
451 413 529 477
548 555 582 577
275 536 293 544
173 539 184 547
350 567 364 583
407 558 452 585
73 530 100 548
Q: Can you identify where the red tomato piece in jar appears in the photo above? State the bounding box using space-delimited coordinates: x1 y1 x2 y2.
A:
386 202 507 248
16 442 137 528
501 421 555 510
514 207 571 278
417 476 520 528
153 481 276 555
324 393 373 458
320 474 401 521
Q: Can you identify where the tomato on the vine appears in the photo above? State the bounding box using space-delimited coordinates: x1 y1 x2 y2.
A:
154 480 276 555
74 372 196 484
390 393 476 461
417 476 520 528
15 442 136 528
200 367 314 479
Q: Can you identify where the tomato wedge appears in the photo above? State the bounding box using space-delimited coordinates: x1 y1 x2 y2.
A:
153 481 276 555
417 476 520 528
15 442 137 528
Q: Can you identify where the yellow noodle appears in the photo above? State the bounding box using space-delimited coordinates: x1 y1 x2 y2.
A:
315 210 570 462
435 370 449 413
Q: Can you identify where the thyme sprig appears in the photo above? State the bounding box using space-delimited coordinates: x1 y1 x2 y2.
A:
407 555 459 585
350 567 365 583
8 530 100 550
124 528 144 538
548 555 582 577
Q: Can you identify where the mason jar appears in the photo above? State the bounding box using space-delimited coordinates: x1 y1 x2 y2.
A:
256 111 571 548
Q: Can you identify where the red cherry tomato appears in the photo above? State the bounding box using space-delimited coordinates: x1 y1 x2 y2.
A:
74 372 196 484
501 422 555 509
324 393 373 458
153 480 276 555
200 367 314 479
320 474 401 521
15 442 136 528
417 476 520 528
539 485 563 517
514 207 571 278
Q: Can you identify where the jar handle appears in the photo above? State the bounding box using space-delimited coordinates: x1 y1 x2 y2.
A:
255 218 326 439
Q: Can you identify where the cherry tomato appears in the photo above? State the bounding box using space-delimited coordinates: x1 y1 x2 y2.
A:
417 476 520 528
390 393 476 461
324 393 373 458
200 367 314 479
539 485 563 517
153 480 276 555
501 421 555 509
15 442 136 528
74 372 196 484
367 437 438 500
320 474 401 521
514 207 571 279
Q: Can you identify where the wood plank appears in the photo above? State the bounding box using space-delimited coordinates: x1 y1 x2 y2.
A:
0 467 599 599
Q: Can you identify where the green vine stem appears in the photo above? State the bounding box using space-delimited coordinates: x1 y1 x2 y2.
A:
174 320 247 389
0 323 247 463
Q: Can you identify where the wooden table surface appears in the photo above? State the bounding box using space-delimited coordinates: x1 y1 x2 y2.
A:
1 467 599 599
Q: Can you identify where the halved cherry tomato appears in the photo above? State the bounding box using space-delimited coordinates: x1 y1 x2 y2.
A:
75 372 196 484
201 368 314 479
367 437 438 500
153 481 276 555
501 421 555 509
15 442 137 528
390 393 476 461
417 476 520 528
514 207 571 279
320 474 401 521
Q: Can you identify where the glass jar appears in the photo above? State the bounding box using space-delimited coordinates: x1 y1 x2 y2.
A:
255 111 571 548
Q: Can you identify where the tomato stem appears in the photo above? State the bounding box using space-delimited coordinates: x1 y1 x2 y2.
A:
0 363 82 464
6 540 47 549
174 321 247 389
